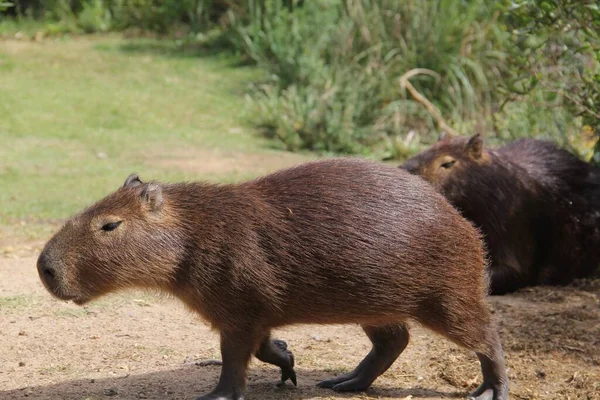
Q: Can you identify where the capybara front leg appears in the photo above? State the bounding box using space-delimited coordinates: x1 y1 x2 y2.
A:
196 330 257 400
317 323 409 392
255 335 297 386
468 330 508 400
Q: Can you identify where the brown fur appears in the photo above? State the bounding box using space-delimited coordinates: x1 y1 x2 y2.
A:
402 135 600 295
38 158 508 400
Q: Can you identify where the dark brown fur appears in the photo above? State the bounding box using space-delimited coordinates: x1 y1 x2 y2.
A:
402 135 600 295
37 158 508 400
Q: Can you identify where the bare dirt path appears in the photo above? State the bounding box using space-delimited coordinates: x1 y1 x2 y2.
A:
1 250 598 400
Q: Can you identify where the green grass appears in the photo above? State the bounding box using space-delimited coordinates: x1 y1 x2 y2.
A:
0 18 49 38
0 294 38 311
0 34 313 242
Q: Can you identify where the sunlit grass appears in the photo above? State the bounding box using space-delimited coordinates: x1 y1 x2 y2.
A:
0 34 311 242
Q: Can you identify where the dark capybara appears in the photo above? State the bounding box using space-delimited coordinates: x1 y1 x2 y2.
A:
402 134 600 295
37 158 508 400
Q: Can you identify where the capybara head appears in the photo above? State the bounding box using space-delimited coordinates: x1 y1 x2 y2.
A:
37 174 183 305
401 134 490 193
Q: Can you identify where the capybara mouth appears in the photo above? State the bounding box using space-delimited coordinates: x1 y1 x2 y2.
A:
45 287 80 302
72 297 91 305
52 292 77 301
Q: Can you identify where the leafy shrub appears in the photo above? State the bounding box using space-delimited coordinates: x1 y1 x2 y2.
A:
77 0 110 32
1 0 598 160
0 0 245 34
232 0 509 154
232 0 600 159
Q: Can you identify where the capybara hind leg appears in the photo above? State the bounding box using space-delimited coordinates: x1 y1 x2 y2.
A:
196 330 257 400
435 318 508 400
420 295 508 400
468 329 508 400
254 335 297 386
317 323 409 392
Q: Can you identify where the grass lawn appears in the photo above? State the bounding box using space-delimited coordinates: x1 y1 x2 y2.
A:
0 34 314 245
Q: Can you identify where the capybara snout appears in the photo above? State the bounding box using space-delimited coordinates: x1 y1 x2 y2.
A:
36 248 61 297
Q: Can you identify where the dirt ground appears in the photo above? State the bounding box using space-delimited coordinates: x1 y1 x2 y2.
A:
1 247 598 400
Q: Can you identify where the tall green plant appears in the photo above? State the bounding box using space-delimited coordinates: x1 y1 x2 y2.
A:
233 0 513 154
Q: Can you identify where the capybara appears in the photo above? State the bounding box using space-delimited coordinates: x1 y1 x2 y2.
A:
37 158 508 400
402 134 600 295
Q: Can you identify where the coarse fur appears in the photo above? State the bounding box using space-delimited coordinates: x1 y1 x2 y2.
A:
402 134 600 295
38 158 508 400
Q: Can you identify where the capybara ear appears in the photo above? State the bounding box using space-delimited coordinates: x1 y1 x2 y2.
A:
141 183 163 211
466 134 483 159
124 174 144 188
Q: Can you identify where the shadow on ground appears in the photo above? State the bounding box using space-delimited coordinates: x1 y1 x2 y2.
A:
1 365 461 400
491 278 600 366
95 37 254 68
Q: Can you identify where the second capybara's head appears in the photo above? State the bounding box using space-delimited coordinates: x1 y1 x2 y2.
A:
37 174 184 305
401 134 491 195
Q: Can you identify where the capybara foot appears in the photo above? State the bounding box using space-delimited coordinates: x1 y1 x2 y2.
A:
468 380 508 400
273 340 296 386
259 339 298 387
317 373 352 389
195 391 244 400
317 371 372 392
277 363 297 387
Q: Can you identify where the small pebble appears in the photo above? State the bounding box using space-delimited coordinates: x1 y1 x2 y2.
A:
536 369 546 379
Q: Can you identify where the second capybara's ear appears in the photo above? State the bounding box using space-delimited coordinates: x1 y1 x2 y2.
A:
465 134 483 159
123 174 144 188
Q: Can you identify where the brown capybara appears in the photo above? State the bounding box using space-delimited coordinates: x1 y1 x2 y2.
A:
402 134 600 295
37 158 508 400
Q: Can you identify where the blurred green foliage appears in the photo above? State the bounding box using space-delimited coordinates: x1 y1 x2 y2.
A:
1 0 598 161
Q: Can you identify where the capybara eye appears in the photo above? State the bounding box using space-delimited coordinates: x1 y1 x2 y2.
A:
440 160 456 169
101 221 122 232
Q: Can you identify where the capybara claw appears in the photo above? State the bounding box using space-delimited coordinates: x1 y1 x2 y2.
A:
288 369 298 386
278 366 297 386
276 339 296 386
316 378 341 389
331 377 371 392
468 381 508 400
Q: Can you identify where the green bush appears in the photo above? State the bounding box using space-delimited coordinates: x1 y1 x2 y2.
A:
0 0 243 34
498 0 600 162
2 0 598 160
231 0 600 158
232 0 509 154
77 0 110 32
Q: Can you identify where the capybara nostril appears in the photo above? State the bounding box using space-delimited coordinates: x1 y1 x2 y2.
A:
37 250 57 290
42 267 55 284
